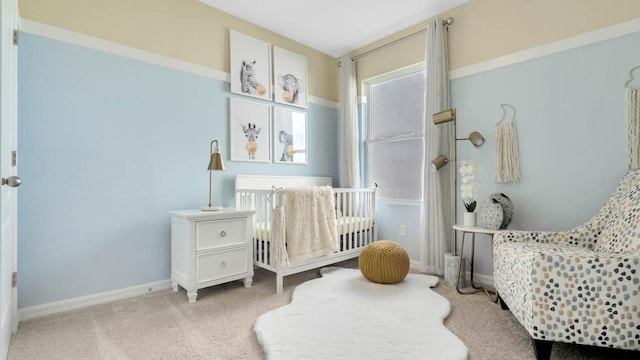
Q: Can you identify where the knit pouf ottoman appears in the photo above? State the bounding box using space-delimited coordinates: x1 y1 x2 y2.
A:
358 240 410 284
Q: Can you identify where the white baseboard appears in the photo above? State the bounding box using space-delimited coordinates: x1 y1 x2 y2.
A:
16 269 494 322
409 259 422 271
410 259 494 287
18 279 172 322
464 271 494 288
1 302 10 360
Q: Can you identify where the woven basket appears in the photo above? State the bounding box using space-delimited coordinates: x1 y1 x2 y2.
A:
358 240 410 284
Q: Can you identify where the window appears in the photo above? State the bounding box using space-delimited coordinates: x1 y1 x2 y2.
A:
366 68 425 201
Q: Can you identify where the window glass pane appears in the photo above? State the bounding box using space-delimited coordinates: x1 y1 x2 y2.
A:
369 138 424 200
370 71 425 139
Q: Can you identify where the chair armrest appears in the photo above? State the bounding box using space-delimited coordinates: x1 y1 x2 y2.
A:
494 228 597 249
524 246 640 347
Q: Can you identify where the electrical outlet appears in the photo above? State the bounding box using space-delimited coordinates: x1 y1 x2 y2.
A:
399 225 406 236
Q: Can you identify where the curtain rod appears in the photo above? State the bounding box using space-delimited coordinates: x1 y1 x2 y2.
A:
339 17 454 66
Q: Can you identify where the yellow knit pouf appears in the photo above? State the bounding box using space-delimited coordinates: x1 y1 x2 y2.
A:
358 240 410 284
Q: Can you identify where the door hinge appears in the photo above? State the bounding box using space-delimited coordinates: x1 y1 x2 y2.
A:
13 30 18 46
12 150 17 166
11 272 17 288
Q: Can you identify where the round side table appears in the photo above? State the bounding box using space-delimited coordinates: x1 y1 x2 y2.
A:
452 224 500 301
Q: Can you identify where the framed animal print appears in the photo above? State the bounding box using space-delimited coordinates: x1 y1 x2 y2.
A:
229 30 272 101
273 107 307 164
273 47 308 108
229 98 271 162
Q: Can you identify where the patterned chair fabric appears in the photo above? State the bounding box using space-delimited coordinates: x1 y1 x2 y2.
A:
493 170 640 355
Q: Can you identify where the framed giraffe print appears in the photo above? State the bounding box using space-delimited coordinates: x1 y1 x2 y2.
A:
273 107 307 164
229 98 271 162
229 30 272 101
273 47 308 108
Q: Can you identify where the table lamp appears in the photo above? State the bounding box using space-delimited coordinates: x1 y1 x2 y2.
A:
202 139 226 211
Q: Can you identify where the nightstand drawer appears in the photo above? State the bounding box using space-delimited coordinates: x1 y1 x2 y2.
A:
196 247 248 284
196 218 246 251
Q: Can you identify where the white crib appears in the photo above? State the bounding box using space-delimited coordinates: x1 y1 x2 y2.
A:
235 175 377 294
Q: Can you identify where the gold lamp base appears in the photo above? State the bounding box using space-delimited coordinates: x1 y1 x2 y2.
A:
202 140 226 213
201 206 223 212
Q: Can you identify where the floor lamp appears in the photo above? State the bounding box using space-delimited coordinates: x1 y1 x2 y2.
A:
202 139 226 211
430 108 485 255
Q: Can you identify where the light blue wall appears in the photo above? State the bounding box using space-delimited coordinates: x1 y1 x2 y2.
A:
18 28 640 307
364 31 640 275
453 31 640 276
376 202 421 257
17 33 338 308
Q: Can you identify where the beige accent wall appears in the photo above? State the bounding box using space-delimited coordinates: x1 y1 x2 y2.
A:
352 0 640 92
19 0 640 100
354 23 426 93
19 0 339 102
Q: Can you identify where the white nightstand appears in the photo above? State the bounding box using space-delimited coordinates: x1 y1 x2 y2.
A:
169 208 256 303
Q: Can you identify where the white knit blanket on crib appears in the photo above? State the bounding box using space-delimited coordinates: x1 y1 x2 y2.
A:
282 186 338 264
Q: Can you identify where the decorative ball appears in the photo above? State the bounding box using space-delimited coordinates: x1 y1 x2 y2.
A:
489 193 513 229
282 90 293 103
359 240 410 284
477 199 503 230
245 141 257 153
286 145 295 156
256 84 266 95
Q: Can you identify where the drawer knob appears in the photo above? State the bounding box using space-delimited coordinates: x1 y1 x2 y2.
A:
220 261 226 268
220 231 227 237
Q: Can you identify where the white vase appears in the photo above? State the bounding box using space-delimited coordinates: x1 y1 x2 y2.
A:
444 253 466 288
463 212 477 227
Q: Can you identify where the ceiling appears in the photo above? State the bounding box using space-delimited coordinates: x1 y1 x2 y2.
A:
199 0 470 58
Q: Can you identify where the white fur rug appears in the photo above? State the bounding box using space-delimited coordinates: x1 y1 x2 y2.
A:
254 267 468 360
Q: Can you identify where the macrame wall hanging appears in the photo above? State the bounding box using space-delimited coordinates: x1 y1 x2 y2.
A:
495 104 521 183
626 66 640 169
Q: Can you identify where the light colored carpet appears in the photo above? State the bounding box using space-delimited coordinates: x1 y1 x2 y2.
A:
255 267 466 360
7 259 639 359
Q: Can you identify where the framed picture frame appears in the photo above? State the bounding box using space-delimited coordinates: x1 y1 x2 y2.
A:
273 107 307 164
229 30 272 101
229 98 271 162
273 46 308 108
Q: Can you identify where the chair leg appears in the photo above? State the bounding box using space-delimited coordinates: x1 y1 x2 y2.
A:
531 339 553 360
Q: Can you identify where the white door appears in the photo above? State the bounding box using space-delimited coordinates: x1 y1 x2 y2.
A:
0 0 19 358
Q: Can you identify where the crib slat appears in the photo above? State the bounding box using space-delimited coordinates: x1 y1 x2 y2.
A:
342 191 347 250
356 191 360 246
365 190 370 245
260 192 267 265
350 191 355 250
256 192 262 264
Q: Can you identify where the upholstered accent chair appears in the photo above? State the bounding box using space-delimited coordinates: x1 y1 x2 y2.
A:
493 170 640 360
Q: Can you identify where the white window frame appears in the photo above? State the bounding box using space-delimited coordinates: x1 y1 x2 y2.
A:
364 65 426 205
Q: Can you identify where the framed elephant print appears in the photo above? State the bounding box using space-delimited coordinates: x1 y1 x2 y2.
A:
273 107 307 164
229 98 271 162
273 46 308 108
229 30 272 101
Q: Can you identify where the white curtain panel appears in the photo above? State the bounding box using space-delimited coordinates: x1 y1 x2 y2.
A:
339 55 361 188
420 19 453 274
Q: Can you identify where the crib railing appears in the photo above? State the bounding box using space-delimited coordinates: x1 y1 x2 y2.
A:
235 187 377 268
333 188 377 252
236 189 274 266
